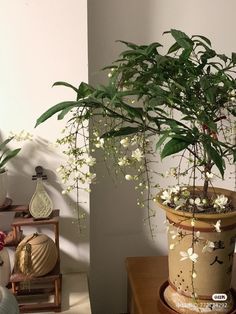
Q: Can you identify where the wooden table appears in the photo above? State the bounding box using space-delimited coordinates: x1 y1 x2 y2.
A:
126 256 236 314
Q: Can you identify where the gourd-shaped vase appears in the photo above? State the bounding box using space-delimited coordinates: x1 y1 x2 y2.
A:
29 178 53 219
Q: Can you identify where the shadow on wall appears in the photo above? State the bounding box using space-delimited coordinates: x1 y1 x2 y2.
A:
7 135 89 272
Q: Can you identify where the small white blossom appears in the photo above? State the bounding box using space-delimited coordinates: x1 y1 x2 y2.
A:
95 137 104 148
170 228 181 240
213 195 228 210
161 190 172 205
202 241 215 253
213 220 221 232
180 248 198 263
170 185 181 194
85 156 96 166
169 244 175 250
192 271 197 279
118 156 129 166
125 174 133 181
131 148 144 162
191 219 195 227
165 167 177 178
120 137 130 147
206 172 214 180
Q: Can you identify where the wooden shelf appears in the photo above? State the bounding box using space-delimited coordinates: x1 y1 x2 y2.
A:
7 206 62 313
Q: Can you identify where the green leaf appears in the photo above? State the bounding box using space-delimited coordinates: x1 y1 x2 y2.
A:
156 132 170 150
167 42 181 54
161 138 190 159
146 42 162 55
232 52 236 64
170 29 193 50
58 107 73 120
52 81 78 93
218 54 228 63
0 137 14 151
192 35 211 46
204 143 225 178
77 82 95 99
101 126 142 138
0 148 21 169
35 101 80 127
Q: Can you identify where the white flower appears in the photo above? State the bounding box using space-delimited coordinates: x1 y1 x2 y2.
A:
189 198 195 205
125 174 133 181
85 156 96 166
165 167 177 178
86 172 96 184
170 185 181 194
180 248 198 263
174 198 186 210
95 137 104 148
192 271 197 279
191 219 195 227
213 195 228 210
194 197 202 206
213 220 221 232
170 228 181 240
120 137 129 147
206 172 214 180
131 148 144 162
202 241 215 253
118 156 129 166
161 190 172 205
169 244 175 250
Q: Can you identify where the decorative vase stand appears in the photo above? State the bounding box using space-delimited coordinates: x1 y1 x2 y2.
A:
5 205 62 313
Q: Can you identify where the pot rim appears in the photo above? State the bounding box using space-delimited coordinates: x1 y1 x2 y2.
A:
156 186 236 220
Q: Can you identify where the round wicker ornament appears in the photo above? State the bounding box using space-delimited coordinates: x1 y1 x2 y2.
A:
14 233 58 277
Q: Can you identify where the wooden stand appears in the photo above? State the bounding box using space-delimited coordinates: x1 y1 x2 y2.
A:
6 206 62 313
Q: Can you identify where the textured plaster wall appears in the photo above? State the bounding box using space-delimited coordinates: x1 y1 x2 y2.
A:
0 0 89 272
88 0 236 313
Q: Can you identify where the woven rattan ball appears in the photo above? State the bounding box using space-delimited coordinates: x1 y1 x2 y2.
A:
14 233 58 277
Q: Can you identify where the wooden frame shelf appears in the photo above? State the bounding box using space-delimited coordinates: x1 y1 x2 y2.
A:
6 206 62 313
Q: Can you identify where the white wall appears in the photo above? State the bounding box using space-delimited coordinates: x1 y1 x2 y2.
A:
0 0 89 272
88 0 236 313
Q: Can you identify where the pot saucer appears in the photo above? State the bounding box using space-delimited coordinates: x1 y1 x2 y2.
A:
158 281 236 314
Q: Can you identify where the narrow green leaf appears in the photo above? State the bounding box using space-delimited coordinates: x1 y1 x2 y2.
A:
52 81 78 93
0 137 14 151
0 148 21 169
204 143 225 178
58 107 73 120
232 52 236 64
156 133 170 150
167 42 181 54
35 101 80 127
101 126 141 138
161 138 190 159
171 29 193 50
192 35 211 46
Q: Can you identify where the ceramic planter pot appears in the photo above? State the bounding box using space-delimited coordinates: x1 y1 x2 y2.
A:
0 286 19 314
0 171 7 206
157 187 236 314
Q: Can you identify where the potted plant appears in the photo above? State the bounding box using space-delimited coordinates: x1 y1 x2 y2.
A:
36 29 236 313
0 137 21 206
